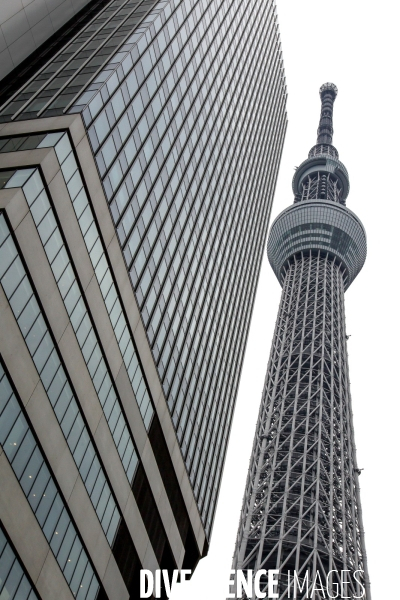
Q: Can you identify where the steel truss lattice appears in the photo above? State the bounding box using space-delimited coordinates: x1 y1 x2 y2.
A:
231 85 371 600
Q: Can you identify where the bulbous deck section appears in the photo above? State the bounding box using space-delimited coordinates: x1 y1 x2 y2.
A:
267 199 366 290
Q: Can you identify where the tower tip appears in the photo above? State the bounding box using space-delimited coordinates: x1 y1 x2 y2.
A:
319 82 338 99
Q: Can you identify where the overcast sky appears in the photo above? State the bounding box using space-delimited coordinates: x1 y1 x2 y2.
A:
170 1 400 598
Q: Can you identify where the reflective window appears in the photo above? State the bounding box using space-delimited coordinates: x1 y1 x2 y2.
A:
0 213 120 546
0 363 100 600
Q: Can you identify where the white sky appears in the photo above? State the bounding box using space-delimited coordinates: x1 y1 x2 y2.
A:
171 1 400 598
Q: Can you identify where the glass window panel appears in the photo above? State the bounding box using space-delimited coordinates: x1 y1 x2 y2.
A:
89 239 103 269
73 426 90 468
30 190 51 224
91 470 105 507
33 332 54 373
38 132 65 148
78 206 92 238
43 493 64 540
64 537 83 583
0 236 18 280
39 349 59 391
70 299 86 331
67 171 83 201
37 210 57 245
106 508 120 545
56 523 76 569
25 315 47 355
12 429 36 479
95 485 109 521
85 457 101 495
36 478 57 527
85 573 100 600
14 574 32 600
73 188 88 219
28 463 50 512
7 276 30 320
0 541 15 581
64 281 81 316
47 367 67 407
20 446 43 495
23 170 44 205
60 401 78 438
1 256 25 298
61 153 76 183
102 137 117 168
68 414 85 454
76 314 91 346
101 497 115 535
69 550 88 596
50 508 69 556
17 297 40 338
2 560 23 598
5 169 35 189
58 264 75 298
4 414 28 462
55 136 72 164
51 246 70 282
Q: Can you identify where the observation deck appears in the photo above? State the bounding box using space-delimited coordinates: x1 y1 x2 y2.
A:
267 199 366 290
268 83 366 290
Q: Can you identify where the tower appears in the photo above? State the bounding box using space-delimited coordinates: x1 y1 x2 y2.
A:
0 1 287 598
231 84 370 599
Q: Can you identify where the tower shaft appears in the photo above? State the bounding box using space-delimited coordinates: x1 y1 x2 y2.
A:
231 84 370 599
233 252 369 598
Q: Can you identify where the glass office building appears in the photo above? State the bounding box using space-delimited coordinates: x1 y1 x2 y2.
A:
0 0 287 597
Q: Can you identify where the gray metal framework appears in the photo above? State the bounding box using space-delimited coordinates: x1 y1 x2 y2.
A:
231 84 371 599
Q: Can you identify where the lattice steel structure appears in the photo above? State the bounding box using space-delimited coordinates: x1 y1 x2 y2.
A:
231 84 371 599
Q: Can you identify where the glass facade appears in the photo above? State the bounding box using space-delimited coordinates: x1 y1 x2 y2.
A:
0 525 38 600
0 0 287 542
82 0 287 535
0 207 121 547
0 361 101 600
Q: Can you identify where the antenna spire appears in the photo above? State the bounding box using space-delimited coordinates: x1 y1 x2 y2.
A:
317 82 338 145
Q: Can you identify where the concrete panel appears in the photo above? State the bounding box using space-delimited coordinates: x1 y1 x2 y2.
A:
133 318 164 412
140 438 183 566
2 8 30 46
0 187 30 231
25 381 80 502
0 114 207 560
92 414 131 513
49 0 74 32
68 476 113 580
123 489 156 570
0 0 92 80
0 291 40 408
114 362 149 455
45 0 65 10
106 233 141 333
7 28 36 66
0 47 13 80
0 27 7 52
83 273 124 380
102 554 129 600
48 171 96 292
0 1 24 24
25 0 49 28
57 323 104 434
75 133 116 249
16 212 70 344
0 454 56 582
31 13 53 46
0 114 79 136
36 548 74 600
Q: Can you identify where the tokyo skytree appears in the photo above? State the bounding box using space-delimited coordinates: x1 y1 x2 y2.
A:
231 84 371 599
